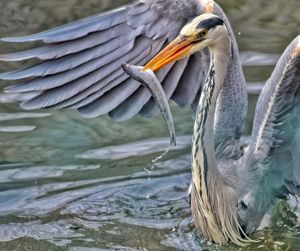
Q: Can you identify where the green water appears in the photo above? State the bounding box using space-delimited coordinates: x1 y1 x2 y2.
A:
0 0 299 250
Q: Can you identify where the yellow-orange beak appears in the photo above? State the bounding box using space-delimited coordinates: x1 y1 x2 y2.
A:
143 37 194 72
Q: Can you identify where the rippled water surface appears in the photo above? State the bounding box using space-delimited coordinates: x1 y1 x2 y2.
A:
0 0 300 250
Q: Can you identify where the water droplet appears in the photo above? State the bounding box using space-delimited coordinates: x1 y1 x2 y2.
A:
152 145 172 163
238 32 242 36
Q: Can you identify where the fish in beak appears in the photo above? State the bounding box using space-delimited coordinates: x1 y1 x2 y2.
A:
122 64 176 163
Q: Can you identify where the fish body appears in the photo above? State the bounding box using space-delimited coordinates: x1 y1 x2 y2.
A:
122 64 176 162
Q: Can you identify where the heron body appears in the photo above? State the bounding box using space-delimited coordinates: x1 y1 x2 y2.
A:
188 17 242 244
0 0 300 246
191 55 242 244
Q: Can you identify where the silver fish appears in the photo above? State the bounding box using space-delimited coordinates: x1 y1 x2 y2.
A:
122 64 176 163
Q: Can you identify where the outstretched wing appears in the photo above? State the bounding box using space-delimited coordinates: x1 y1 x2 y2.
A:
0 0 247 143
243 36 300 196
0 0 207 120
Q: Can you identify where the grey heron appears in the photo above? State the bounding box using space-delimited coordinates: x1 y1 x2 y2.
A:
0 0 299 246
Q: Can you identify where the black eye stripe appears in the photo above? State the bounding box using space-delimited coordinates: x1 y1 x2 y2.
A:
197 17 224 30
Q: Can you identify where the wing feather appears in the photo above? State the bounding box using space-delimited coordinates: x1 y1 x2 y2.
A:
250 36 300 158
172 53 209 107
20 36 156 109
1 7 128 43
7 38 139 93
0 23 133 62
2 31 139 81
242 36 300 196
55 68 125 109
78 78 141 118
108 61 174 121
140 57 190 118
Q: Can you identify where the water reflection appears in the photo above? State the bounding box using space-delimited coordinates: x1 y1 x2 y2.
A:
0 0 299 250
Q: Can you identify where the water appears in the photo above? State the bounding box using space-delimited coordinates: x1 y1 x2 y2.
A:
0 0 299 250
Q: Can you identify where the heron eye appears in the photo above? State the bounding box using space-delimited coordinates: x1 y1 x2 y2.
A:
199 29 208 38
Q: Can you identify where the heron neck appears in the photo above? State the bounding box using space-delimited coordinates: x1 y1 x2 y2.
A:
192 39 231 196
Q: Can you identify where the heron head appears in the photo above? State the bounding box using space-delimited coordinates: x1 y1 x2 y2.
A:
144 13 228 72
237 191 269 234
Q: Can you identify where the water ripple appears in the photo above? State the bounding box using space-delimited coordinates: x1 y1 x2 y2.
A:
77 136 191 160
